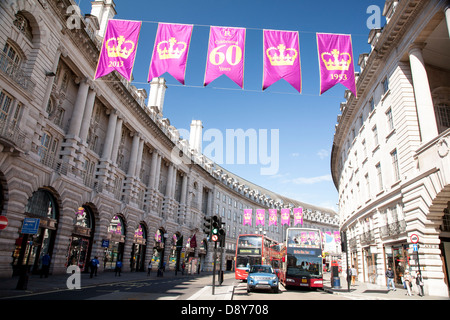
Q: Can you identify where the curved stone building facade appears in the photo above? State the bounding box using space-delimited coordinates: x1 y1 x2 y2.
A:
0 0 338 278
331 0 450 297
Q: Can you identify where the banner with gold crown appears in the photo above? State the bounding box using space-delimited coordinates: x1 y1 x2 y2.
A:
263 30 301 93
317 33 357 97
148 23 193 85
268 209 277 226
95 19 142 81
204 26 246 89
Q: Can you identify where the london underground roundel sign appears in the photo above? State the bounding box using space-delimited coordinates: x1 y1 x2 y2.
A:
410 234 419 244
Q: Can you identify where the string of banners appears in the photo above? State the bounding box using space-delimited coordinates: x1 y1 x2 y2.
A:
94 20 357 97
242 208 304 227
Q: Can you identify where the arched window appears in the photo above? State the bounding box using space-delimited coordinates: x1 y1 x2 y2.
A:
25 189 58 219
435 103 450 134
13 13 33 41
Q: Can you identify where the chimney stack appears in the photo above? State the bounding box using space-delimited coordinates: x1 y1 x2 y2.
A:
189 120 203 154
148 77 167 116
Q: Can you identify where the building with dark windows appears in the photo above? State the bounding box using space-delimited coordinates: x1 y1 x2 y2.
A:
331 0 450 297
0 0 337 278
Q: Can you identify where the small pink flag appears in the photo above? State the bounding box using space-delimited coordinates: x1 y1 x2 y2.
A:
281 208 290 226
268 209 277 226
317 33 357 97
204 26 246 88
243 209 252 226
95 19 142 81
263 29 301 93
148 23 193 85
293 207 303 226
256 209 265 226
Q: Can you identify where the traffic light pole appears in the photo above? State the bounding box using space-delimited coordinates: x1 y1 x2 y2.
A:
212 241 217 295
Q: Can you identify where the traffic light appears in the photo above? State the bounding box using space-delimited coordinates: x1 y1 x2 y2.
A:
340 231 347 253
203 216 212 236
218 217 226 247
211 215 220 242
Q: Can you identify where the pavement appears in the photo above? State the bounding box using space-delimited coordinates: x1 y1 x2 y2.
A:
0 270 448 300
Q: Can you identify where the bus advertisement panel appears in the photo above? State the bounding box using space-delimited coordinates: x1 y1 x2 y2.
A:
281 228 323 289
235 234 279 280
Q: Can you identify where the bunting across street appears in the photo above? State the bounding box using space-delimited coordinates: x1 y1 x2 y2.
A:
317 33 357 97
148 23 193 85
204 26 246 88
263 29 302 93
94 19 358 97
94 19 142 81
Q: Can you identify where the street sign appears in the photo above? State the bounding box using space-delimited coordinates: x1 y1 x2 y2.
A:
21 218 40 234
101 239 110 248
410 234 419 244
413 244 418 252
211 234 218 242
0 216 8 230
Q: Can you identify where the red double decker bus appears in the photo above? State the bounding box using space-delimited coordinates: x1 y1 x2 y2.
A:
280 228 323 289
235 234 279 280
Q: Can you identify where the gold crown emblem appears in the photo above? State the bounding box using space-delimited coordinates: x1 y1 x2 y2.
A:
321 49 351 71
266 44 298 66
157 37 187 60
106 36 135 59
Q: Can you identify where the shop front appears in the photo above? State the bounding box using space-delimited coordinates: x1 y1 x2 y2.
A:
363 246 378 284
12 189 59 276
384 243 411 286
66 206 94 272
105 215 126 270
130 223 147 272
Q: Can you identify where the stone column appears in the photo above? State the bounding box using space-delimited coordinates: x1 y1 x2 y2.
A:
67 78 90 139
79 87 97 144
135 139 144 178
101 110 118 160
445 5 450 39
149 150 158 189
128 133 140 177
408 44 438 143
111 117 123 164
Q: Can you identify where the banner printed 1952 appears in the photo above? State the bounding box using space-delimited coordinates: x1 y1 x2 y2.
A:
204 26 246 89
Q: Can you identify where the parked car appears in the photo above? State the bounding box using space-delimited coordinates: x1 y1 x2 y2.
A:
247 265 279 293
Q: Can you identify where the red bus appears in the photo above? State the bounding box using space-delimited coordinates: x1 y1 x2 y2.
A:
235 234 279 280
280 228 323 289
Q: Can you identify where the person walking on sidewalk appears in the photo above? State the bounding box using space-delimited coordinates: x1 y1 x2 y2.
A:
404 270 413 296
350 265 357 286
147 260 152 276
40 253 51 278
90 256 99 278
115 260 122 277
415 271 424 297
386 266 396 291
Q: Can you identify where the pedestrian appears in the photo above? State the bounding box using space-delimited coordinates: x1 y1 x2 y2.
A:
90 256 99 278
415 271 424 297
351 265 357 285
40 253 51 278
147 260 152 276
404 270 413 296
115 260 122 277
385 266 396 291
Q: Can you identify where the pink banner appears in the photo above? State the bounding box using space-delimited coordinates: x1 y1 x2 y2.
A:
293 207 303 226
95 20 142 81
204 26 246 88
148 23 193 85
268 209 277 226
243 209 252 226
263 29 301 93
256 209 265 226
281 208 290 226
317 33 357 97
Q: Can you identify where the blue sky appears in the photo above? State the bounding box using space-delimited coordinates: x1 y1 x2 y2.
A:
78 0 386 212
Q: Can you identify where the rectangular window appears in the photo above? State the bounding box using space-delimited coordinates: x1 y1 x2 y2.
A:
376 163 383 192
382 76 389 94
0 91 13 121
386 108 394 131
370 98 375 112
372 126 379 147
391 149 400 182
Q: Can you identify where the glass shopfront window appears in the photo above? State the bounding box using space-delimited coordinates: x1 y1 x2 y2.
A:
131 223 147 272
385 244 411 285
67 206 94 272
105 215 125 270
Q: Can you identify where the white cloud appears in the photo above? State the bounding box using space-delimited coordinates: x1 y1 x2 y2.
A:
291 152 300 157
291 174 332 185
317 149 329 160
